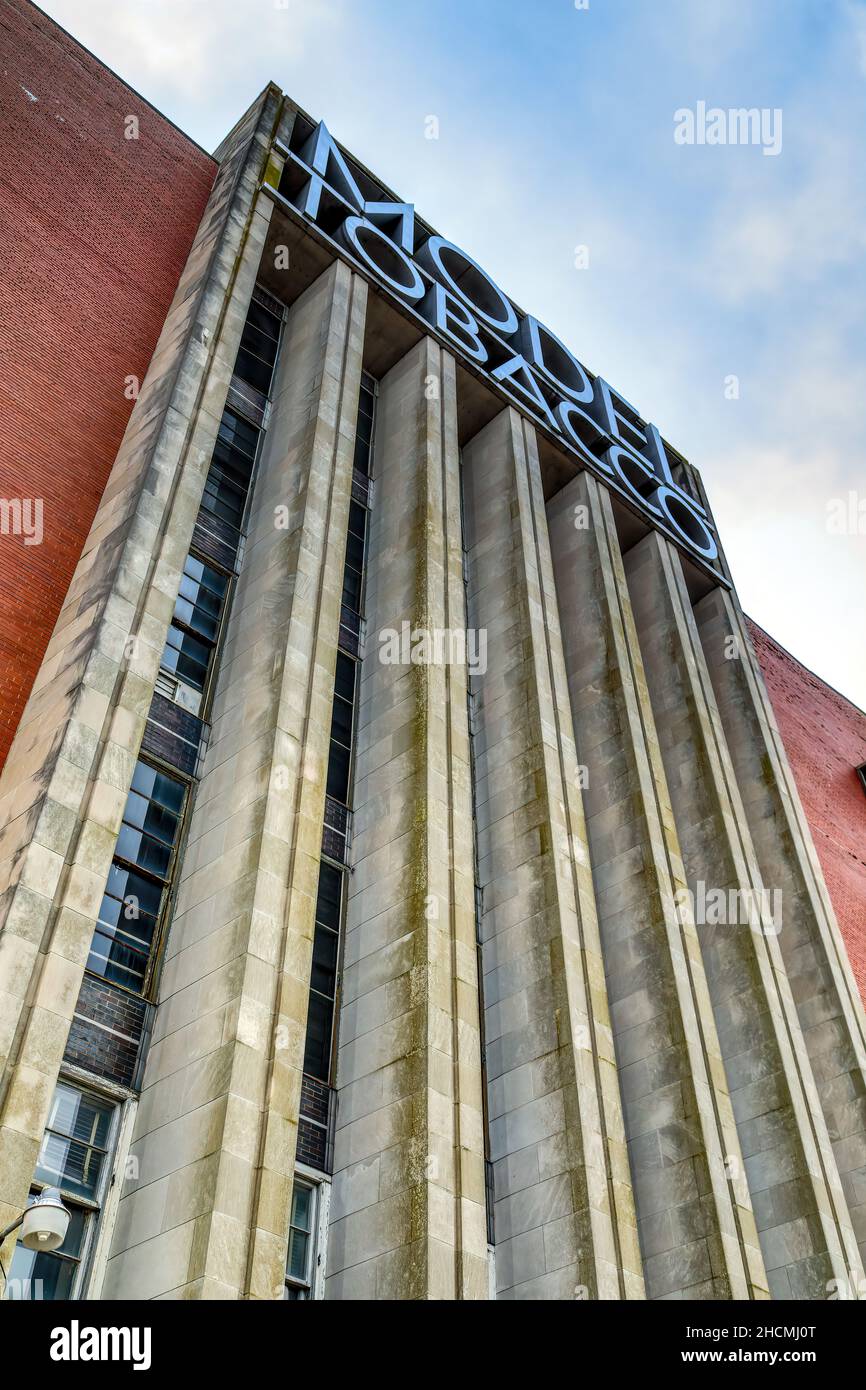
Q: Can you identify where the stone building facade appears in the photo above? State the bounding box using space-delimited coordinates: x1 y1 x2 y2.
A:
1 19 865 1302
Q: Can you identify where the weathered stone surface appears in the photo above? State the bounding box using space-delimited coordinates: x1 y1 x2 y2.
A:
548 473 766 1300
0 88 281 1286
463 410 643 1301
327 338 488 1301
624 531 863 1297
103 260 367 1300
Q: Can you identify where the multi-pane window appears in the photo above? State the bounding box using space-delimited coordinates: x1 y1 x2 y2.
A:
234 298 282 396
201 409 260 537
298 380 376 1169
303 863 344 1083
341 501 367 615
325 652 356 805
284 1180 318 1299
88 761 186 995
353 374 376 477
161 555 229 694
5 1082 117 1301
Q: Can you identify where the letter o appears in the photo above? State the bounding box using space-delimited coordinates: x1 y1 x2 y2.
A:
341 216 425 301
654 486 719 561
419 235 518 334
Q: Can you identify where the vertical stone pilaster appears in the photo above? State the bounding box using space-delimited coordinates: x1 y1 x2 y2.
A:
463 410 642 1300
103 260 368 1300
547 474 767 1299
695 586 866 1276
325 338 488 1301
625 531 863 1299
0 88 281 1284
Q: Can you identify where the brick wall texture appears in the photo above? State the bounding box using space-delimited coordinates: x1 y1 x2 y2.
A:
748 618 866 1001
0 0 215 767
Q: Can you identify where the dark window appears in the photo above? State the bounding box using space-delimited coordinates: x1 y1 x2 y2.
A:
88 761 185 994
200 410 260 535
174 556 227 643
234 300 282 396
161 555 229 693
353 378 376 477
341 502 368 615
303 864 345 1082
325 744 350 806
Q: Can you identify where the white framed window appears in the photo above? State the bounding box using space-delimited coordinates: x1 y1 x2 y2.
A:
284 1174 329 1300
4 1079 119 1301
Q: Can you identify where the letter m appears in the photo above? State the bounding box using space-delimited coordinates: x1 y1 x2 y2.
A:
298 122 415 250
730 108 760 145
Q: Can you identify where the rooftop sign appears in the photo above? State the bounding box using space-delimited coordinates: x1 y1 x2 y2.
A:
272 121 720 572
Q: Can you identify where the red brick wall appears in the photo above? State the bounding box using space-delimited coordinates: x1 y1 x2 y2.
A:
748 618 866 1001
0 0 215 768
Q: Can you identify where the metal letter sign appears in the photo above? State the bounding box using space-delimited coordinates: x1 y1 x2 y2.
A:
272 121 719 569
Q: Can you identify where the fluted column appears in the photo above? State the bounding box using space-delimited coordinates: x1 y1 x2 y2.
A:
104 259 368 1300
463 409 643 1300
695 585 866 1277
625 531 863 1299
0 88 280 1285
325 338 488 1300
547 473 767 1299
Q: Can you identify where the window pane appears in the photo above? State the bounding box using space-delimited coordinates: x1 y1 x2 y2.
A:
334 652 356 703
36 1091 114 1201
35 1133 106 1202
287 1227 309 1282
6 1243 78 1301
104 865 163 919
234 347 275 394
291 1184 313 1233
330 694 353 749
175 558 226 644
91 865 163 989
87 929 149 991
348 500 367 540
116 824 171 879
162 625 211 691
46 1085 113 1153
303 993 333 1081
315 864 343 931
244 300 282 342
341 567 362 613
344 528 365 574
311 925 338 998
326 743 350 803
218 409 259 459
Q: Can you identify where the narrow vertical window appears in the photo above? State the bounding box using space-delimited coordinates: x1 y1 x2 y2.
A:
88 760 187 997
4 1082 118 1301
284 1180 319 1300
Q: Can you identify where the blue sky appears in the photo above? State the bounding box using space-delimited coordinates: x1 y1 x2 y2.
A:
41 0 866 706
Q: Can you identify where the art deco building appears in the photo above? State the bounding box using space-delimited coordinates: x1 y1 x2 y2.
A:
1 1 865 1302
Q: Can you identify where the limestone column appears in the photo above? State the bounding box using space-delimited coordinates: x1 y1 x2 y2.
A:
0 87 281 1283
463 409 642 1300
325 338 488 1301
547 473 767 1299
624 530 864 1299
695 584 866 1277
103 259 368 1300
